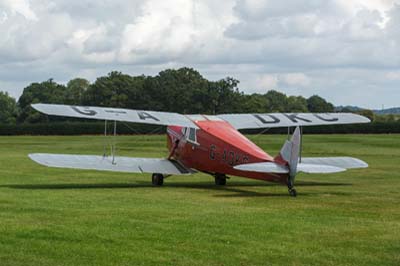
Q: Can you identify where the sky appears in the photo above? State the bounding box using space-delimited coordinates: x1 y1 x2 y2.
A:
0 0 400 109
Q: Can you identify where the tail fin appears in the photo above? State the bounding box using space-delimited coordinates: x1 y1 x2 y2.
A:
275 127 301 187
276 127 301 173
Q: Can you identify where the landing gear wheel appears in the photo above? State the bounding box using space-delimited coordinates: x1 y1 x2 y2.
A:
152 173 164 186
288 188 297 197
214 175 227 186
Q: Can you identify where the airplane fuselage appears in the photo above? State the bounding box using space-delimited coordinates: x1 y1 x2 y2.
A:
167 119 288 183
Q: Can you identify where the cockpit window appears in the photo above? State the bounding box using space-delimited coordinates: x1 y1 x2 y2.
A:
188 128 196 142
183 127 197 143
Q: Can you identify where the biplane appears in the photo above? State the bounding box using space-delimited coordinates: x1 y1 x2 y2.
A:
29 104 370 196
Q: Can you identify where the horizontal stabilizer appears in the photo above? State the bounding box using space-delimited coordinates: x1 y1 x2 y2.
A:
234 156 367 174
29 153 194 175
297 163 345 173
234 162 289 174
234 161 344 174
300 157 368 169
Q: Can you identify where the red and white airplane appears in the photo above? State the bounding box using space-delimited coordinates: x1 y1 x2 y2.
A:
29 104 370 196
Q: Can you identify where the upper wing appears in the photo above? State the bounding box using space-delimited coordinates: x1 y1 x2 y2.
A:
32 103 198 128
32 104 370 130
29 153 194 175
217 113 370 130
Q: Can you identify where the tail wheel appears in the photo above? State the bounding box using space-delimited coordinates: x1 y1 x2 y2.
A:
287 175 297 197
214 174 227 186
288 188 297 197
152 173 164 186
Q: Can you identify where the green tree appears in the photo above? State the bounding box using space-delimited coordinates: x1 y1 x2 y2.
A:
240 94 269 113
13 68 345 123
18 79 66 123
149 68 209 113
83 72 142 108
306 95 334 112
356 109 375 122
0 91 18 124
286 96 308 112
340 107 353 113
265 90 288 112
65 78 90 105
208 77 242 114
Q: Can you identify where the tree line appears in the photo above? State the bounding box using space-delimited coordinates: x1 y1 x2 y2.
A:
2 67 339 124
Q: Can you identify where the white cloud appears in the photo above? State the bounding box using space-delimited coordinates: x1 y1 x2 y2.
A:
1 0 38 21
0 11 8 23
282 73 311 87
0 0 400 109
251 72 311 95
386 71 400 80
256 74 278 90
118 0 195 63
337 0 399 25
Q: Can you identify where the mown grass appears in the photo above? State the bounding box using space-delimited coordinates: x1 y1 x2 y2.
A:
0 134 399 266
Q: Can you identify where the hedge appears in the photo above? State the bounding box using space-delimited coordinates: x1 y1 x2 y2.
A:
242 122 400 134
0 121 399 135
0 122 165 135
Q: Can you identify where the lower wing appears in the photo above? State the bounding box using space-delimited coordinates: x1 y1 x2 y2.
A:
29 153 194 175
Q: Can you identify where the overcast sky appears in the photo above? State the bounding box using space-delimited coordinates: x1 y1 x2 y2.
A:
1 0 400 109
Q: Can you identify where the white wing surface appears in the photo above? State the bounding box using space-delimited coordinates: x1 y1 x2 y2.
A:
32 104 370 130
296 163 346 173
29 153 194 175
217 113 370 130
234 157 367 174
300 157 368 169
32 104 198 128
234 161 346 174
234 162 289 173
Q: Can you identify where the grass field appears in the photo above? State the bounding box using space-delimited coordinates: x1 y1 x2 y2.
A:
0 134 399 266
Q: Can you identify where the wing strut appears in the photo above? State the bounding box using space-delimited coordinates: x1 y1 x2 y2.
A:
102 119 118 165
299 126 303 163
112 120 117 165
103 120 108 157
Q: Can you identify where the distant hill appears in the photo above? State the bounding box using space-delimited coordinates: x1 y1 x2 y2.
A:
336 105 400 115
335 105 364 112
373 107 400 115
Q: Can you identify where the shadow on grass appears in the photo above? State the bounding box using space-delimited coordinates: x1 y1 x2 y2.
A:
0 180 352 197
0 180 351 190
214 189 351 198
296 181 352 187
